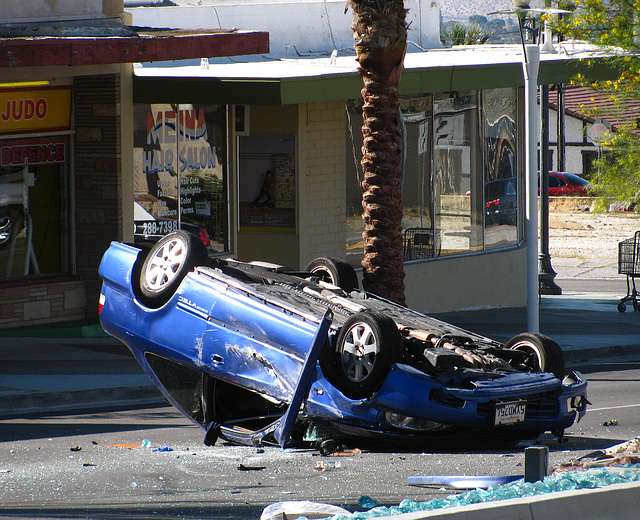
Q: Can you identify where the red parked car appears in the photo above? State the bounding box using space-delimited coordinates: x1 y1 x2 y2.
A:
540 172 594 196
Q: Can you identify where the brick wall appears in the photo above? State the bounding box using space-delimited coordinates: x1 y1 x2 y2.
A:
0 278 86 328
74 74 123 319
297 100 347 265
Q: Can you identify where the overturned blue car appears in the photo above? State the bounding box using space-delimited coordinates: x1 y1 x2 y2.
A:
98 231 588 448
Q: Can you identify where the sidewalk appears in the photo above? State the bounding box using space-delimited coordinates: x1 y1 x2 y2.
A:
0 332 164 418
432 287 640 366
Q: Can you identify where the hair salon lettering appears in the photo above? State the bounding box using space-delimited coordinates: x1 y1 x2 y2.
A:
144 108 218 174
1 98 47 122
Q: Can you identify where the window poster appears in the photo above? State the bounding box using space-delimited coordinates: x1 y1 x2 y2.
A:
238 134 296 232
133 103 227 252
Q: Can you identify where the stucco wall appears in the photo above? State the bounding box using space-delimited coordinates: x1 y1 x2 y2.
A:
1 0 121 21
548 108 598 175
127 0 442 54
403 246 528 314
297 100 347 267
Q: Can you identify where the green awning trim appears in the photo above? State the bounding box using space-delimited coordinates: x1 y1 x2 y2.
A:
133 55 618 105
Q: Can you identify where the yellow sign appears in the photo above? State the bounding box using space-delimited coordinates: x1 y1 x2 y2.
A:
0 87 72 135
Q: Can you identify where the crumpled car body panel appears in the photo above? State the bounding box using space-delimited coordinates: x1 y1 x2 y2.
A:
98 240 587 447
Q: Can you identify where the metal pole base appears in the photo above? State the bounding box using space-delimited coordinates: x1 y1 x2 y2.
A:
539 253 562 295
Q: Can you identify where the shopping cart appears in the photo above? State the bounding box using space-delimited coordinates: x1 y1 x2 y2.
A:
617 231 640 312
403 228 434 261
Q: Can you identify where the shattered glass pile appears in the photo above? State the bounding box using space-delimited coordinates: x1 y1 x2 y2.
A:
329 466 640 520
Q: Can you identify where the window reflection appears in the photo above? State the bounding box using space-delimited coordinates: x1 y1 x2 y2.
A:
433 93 482 255
346 88 522 265
483 89 520 250
0 161 65 280
400 97 434 260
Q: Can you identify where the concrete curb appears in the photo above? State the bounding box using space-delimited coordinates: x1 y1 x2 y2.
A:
0 385 165 417
0 321 109 339
564 343 640 365
390 480 640 520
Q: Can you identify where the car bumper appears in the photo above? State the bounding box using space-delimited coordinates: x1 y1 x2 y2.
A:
367 364 587 432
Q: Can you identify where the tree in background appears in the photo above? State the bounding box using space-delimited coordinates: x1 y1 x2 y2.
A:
440 21 494 45
350 0 408 305
556 0 640 209
440 17 513 45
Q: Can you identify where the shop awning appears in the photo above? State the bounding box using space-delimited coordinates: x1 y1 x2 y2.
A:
132 43 618 105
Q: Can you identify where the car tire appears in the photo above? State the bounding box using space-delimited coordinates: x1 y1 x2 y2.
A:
323 312 402 400
504 332 565 379
139 231 208 308
305 257 359 292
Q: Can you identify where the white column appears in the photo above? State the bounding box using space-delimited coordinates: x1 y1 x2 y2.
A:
523 44 540 332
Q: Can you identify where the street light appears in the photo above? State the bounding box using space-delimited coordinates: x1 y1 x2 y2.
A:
539 0 564 297
491 0 567 331
523 43 541 332
512 0 541 332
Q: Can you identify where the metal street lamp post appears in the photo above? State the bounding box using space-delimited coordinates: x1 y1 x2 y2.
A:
538 0 562 296
539 83 562 295
523 43 541 332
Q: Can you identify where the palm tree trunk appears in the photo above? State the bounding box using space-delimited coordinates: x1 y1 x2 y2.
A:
350 0 408 305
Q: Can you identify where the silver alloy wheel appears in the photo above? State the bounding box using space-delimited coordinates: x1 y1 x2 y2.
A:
340 320 379 383
143 236 188 291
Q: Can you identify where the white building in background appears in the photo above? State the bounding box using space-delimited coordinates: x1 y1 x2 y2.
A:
130 0 442 55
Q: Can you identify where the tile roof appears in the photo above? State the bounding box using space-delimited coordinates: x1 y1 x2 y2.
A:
549 85 640 134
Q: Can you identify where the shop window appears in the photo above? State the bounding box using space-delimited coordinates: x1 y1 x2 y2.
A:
238 134 296 233
433 92 482 256
398 97 434 261
133 103 228 252
346 88 522 265
0 138 69 280
483 88 520 250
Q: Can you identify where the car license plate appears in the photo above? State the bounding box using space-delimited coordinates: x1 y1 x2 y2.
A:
494 401 526 426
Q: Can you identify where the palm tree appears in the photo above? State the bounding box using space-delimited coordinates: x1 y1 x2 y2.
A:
350 0 408 305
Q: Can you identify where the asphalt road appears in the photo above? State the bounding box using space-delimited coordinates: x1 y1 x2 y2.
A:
1 360 639 520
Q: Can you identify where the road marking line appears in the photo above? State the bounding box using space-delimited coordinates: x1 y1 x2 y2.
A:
588 403 640 412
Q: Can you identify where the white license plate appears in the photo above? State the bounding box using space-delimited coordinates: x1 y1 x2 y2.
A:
494 401 526 426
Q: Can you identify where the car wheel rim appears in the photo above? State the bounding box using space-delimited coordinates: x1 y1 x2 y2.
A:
340 322 378 382
144 237 188 290
310 266 336 285
510 340 544 371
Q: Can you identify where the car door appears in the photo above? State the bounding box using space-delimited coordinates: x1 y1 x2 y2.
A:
200 274 319 401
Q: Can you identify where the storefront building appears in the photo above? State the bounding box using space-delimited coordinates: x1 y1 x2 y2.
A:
0 0 267 329
131 43 609 314
0 0 611 329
